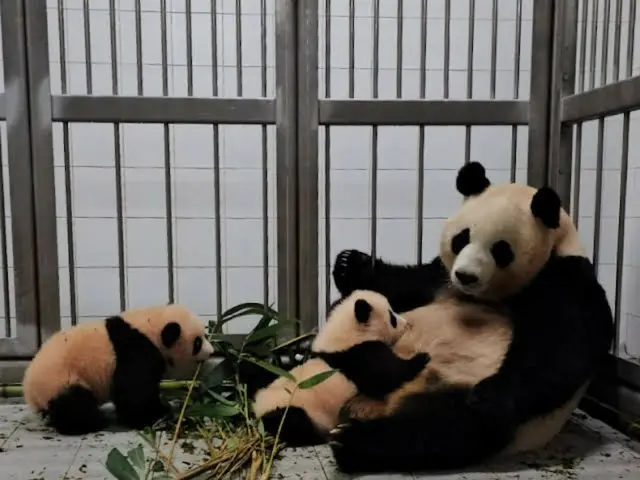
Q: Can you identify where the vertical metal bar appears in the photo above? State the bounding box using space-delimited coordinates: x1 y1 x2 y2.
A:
416 0 428 263
82 0 93 94
613 0 622 82
465 0 475 166
324 0 332 310
527 0 554 188
593 0 611 272
260 0 269 307
613 0 636 357
109 0 126 310
275 0 299 329
186 0 193 96
572 0 589 224
549 0 578 210
236 0 243 97
135 0 143 95
589 0 599 90
58 0 77 326
297 0 319 333
396 0 403 98
510 0 522 181
348 0 355 98
0 0 39 354
443 0 450 99
489 0 498 99
211 0 223 319
22 1 61 344
371 0 380 260
0 132 11 334
160 0 174 303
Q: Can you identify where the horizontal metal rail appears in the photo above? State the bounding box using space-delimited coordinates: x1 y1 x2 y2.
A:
562 75 640 123
319 99 529 126
51 95 276 124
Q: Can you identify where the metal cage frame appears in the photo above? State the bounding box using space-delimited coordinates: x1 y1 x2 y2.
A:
0 0 638 425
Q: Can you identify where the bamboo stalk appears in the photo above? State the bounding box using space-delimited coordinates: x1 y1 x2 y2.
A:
0 380 199 398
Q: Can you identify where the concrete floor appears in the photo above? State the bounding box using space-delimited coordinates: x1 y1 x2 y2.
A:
1 400 640 479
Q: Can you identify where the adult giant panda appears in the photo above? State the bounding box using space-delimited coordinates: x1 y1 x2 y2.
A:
23 303 215 435
328 162 614 474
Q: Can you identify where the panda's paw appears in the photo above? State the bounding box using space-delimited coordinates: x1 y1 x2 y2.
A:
328 421 368 474
332 249 373 295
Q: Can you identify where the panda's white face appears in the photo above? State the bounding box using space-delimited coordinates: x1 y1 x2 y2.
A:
440 184 556 300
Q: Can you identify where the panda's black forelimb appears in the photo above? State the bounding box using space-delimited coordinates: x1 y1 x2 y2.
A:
318 341 431 400
106 315 172 431
332 249 449 313
260 406 326 447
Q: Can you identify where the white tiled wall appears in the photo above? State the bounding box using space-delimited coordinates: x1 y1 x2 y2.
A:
0 0 639 359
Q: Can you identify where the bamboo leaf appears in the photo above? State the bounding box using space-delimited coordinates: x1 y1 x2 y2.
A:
126 445 145 471
186 403 241 418
297 370 338 390
105 448 140 480
244 324 283 345
237 355 296 382
271 332 317 352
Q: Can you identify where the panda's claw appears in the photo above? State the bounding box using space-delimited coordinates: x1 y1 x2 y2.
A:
332 249 373 295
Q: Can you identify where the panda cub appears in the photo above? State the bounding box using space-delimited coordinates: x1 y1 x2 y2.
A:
22 303 214 435
251 290 430 447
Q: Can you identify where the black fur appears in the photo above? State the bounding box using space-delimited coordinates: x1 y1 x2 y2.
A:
456 161 491 197
329 250 614 474
44 385 109 435
332 249 448 313
106 315 171 431
531 187 561 228
260 406 326 447
41 316 171 436
317 342 430 400
161 321 181 348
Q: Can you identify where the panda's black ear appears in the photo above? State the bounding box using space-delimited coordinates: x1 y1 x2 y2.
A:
161 322 181 348
354 299 372 323
531 186 561 229
456 162 491 197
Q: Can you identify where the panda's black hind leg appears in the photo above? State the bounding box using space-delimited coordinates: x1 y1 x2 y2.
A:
260 407 325 447
45 385 108 435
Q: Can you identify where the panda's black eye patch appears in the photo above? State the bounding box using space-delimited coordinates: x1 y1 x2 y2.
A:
192 336 203 356
451 228 470 255
491 240 515 268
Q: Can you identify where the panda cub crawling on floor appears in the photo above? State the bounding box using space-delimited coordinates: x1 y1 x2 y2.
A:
22 303 214 435
250 290 430 447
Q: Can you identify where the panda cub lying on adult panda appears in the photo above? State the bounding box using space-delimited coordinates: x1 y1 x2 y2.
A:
23 303 214 435
328 162 614 474
251 290 430 447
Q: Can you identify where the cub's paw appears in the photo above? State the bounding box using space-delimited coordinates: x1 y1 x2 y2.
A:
328 422 361 474
332 249 373 295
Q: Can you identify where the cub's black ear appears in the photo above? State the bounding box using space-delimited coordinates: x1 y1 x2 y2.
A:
531 186 561 229
354 299 372 323
161 322 181 348
456 162 491 197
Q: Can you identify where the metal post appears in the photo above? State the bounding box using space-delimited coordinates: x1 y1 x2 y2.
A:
296 0 319 334
548 0 579 208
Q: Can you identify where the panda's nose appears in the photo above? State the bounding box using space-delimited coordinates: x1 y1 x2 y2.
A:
455 271 478 286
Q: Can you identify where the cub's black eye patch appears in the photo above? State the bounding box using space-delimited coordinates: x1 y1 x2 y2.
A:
389 310 398 328
491 240 514 268
451 228 470 255
192 336 203 356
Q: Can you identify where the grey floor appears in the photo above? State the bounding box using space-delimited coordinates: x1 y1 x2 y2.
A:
2 400 640 479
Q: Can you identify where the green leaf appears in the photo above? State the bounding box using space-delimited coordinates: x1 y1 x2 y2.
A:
244 324 283 345
126 445 145 471
199 357 233 389
186 403 241 418
105 448 141 480
237 355 296 383
207 390 236 406
297 370 338 389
